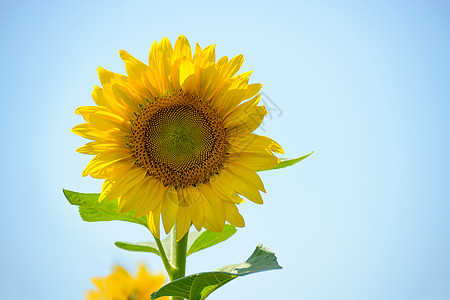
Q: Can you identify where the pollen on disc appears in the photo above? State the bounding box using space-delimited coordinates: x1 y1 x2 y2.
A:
130 92 229 188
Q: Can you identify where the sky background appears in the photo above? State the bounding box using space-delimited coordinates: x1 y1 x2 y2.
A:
1 0 450 299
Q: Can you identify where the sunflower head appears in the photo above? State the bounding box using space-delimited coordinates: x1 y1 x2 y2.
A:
85 265 167 300
73 35 283 240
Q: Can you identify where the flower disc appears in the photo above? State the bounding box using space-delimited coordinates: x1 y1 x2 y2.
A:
130 92 228 189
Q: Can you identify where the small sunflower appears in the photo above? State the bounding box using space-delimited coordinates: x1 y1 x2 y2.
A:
73 35 283 240
85 265 168 300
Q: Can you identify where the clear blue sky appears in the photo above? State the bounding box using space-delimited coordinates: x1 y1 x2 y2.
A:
1 0 450 299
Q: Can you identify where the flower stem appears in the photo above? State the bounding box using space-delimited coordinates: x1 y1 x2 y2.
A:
170 223 189 300
175 230 188 279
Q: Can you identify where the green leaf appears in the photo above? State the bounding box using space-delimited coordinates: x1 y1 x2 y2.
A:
151 244 282 300
115 226 235 259
115 241 160 256
63 189 147 227
187 224 237 256
114 233 178 258
186 231 203 252
262 151 313 171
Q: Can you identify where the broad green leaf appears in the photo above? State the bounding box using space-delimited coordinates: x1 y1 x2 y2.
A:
63 189 147 227
115 241 160 256
187 224 236 256
262 151 313 171
151 244 282 300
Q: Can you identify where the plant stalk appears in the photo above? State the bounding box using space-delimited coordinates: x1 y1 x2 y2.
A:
170 223 189 300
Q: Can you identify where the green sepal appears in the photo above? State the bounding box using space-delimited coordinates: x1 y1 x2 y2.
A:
262 151 313 171
62 189 148 227
151 244 282 300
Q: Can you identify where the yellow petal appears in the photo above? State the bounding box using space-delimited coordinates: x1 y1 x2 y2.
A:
91 86 134 120
158 37 174 59
224 54 244 78
176 205 192 241
71 123 106 140
215 56 228 76
170 60 181 91
85 111 129 133
118 181 144 213
161 186 179 234
244 83 262 99
183 187 205 231
98 67 128 90
148 40 159 65
209 175 244 204
135 179 164 218
119 176 161 213
119 50 161 97
200 184 225 232
225 96 268 134
147 202 162 238
179 58 196 93
111 83 141 113
148 38 174 92
106 167 147 202
72 123 129 144
76 141 126 155
135 265 166 298
82 150 131 176
172 35 192 62
119 50 150 82
195 44 216 68
214 71 254 116
217 169 264 204
88 157 135 179
197 65 221 100
75 105 99 116
157 37 174 91
226 163 266 192
97 67 152 109
228 151 280 171
192 43 202 62
99 179 113 202
228 133 284 154
223 202 245 227
91 85 112 106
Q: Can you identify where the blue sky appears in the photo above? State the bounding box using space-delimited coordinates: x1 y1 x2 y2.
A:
1 0 449 299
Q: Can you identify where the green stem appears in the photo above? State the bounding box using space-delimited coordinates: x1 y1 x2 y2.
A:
153 235 176 281
170 223 189 300
175 230 189 279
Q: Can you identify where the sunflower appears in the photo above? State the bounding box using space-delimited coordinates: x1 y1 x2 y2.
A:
85 265 168 300
73 35 283 240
